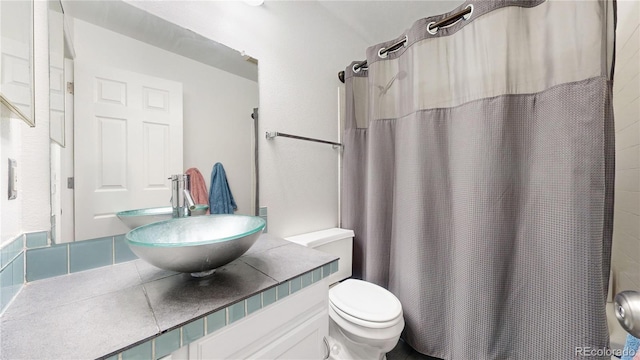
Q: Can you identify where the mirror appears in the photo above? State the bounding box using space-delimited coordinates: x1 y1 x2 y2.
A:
51 0 259 242
49 0 65 146
0 0 35 126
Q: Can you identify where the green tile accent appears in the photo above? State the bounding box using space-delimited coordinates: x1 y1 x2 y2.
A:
322 264 331 278
300 272 312 288
69 237 113 273
25 231 48 249
228 301 245 324
122 341 152 360
1 263 14 310
206 309 226 334
330 260 338 274
182 318 204 346
115 235 137 263
290 276 302 294
246 293 262 315
26 244 68 282
277 281 289 300
1 235 23 268
0 245 24 311
262 287 277 307
105 356 118 360
12 253 24 286
312 268 322 283
155 329 180 359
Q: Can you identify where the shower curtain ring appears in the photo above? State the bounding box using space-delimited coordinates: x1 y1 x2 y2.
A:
427 22 438 35
395 34 409 51
428 4 473 36
378 35 408 59
463 4 474 20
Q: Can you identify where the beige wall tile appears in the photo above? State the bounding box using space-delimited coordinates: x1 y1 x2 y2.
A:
615 190 640 215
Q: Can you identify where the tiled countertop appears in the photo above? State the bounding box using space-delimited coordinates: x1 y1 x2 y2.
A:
0 234 337 359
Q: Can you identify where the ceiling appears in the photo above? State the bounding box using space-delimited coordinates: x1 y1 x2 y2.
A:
60 0 465 81
61 0 259 82
317 0 466 46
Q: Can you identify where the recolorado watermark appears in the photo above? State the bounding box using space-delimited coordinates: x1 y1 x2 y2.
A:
576 346 637 357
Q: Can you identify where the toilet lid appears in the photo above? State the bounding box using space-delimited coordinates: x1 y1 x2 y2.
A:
329 279 402 323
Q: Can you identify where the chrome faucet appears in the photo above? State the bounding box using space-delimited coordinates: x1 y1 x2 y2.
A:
170 174 196 218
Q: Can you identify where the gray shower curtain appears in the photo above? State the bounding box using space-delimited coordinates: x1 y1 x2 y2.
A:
341 1 616 359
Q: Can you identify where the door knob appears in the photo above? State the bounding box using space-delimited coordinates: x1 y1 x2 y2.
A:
615 291 640 338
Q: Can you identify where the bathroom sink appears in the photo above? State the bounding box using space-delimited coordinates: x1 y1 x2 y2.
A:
126 214 266 276
116 205 209 229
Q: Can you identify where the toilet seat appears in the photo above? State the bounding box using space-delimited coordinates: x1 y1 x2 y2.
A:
330 300 403 329
329 279 403 329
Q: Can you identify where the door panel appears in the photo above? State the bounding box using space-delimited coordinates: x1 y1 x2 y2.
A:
75 64 183 240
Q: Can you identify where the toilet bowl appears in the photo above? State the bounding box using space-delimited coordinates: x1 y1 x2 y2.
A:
327 279 404 360
285 229 405 360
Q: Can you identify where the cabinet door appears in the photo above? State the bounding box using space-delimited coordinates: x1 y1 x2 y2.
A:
249 310 328 360
188 281 328 360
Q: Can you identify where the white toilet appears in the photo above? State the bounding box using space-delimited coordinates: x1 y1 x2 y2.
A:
285 229 404 360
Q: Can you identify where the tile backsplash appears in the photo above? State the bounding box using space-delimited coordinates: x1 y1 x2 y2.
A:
1 230 140 311
25 234 137 282
0 234 25 312
69 237 114 273
25 231 48 249
1 234 24 268
26 244 68 281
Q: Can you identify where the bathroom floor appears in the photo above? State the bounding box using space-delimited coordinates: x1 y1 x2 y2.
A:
387 338 620 360
387 339 443 360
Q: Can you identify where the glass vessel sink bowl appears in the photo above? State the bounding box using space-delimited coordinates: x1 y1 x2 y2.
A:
126 215 266 276
116 205 209 229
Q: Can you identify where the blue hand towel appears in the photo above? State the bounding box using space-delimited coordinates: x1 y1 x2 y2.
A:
622 334 640 360
209 163 237 214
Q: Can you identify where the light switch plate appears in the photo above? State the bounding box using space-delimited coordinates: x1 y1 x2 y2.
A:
8 158 17 200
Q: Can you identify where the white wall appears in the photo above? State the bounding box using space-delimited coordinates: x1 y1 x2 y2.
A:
1 1 51 247
0 116 23 246
128 1 370 237
71 18 259 223
21 0 50 233
611 1 640 294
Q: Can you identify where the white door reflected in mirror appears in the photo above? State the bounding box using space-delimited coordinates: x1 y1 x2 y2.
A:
74 65 183 240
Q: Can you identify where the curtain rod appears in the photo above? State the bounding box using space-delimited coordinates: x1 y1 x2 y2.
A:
337 5 473 83
265 131 343 148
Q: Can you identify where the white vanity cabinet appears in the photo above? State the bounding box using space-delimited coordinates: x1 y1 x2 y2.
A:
171 280 330 360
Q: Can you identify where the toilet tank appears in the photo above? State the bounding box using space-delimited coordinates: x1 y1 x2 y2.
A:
285 228 354 285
